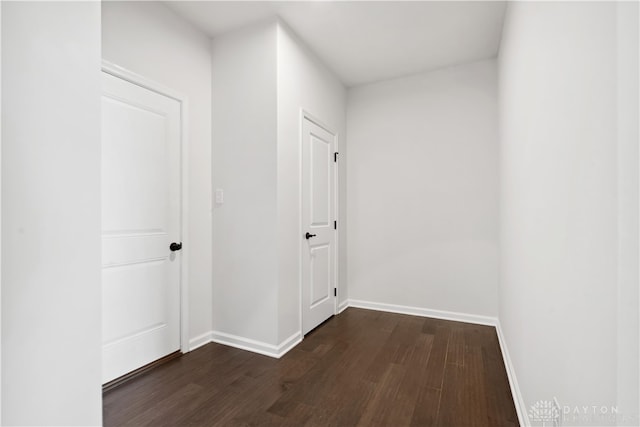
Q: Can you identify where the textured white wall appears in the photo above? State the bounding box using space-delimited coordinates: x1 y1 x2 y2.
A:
2 2 102 425
276 22 347 342
347 59 499 317
498 2 637 424
211 21 279 345
102 1 214 345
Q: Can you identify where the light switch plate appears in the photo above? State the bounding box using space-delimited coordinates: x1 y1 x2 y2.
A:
215 189 224 204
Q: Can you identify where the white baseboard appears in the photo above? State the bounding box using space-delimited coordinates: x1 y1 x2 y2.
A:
276 331 303 357
188 331 214 351
209 330 302 359
338 299 349 314
495 320 528 426
348 299 498 326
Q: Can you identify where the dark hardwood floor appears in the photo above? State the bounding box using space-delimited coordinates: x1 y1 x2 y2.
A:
103 308 519 426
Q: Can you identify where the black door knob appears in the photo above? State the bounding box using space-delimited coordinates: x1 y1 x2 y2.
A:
170 242 182 251
305 232 316 240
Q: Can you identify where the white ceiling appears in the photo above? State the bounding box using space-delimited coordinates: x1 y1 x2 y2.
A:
164 1 507 87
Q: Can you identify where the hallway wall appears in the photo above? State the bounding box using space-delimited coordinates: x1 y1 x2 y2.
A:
276 21 347 342
1 2 102 424
211 20 279 346
102 1 214 346
499 2 638 424
347 59 499 318
210 19 346 351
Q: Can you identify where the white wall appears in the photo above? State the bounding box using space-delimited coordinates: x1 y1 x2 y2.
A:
276 22 347 342
102 1 213 346
347 60 499 318
1 2 102 425
0 1 3 421
211 21 279 345
210 20 346 349
616 2 639 422
499 2 638 424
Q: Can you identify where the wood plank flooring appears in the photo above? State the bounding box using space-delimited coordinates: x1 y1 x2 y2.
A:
103 308 519 426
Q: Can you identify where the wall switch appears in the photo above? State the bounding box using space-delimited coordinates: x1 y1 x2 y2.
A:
215 189 224 204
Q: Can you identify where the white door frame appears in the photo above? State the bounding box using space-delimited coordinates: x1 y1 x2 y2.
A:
101 60 190 353
298 109 339 336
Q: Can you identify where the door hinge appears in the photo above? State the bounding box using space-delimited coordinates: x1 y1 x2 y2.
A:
334 152 338 162
334 288 337 297
334 220 337 230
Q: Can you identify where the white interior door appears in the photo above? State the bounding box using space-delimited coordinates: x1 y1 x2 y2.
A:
301 116 336 335
101 71 181 384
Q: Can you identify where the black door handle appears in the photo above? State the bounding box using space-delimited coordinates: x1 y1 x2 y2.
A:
305 232 316 240
170 242 182 252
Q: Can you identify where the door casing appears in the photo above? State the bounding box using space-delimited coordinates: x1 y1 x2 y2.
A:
101 60 190 354
298 110 339 336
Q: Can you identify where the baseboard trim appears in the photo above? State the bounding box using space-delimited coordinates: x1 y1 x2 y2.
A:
189 331 214 352
338 299 349 314
276 331 303 358
495 320 528 426
209 330 302 359
210 331 278 358
348 299 497 326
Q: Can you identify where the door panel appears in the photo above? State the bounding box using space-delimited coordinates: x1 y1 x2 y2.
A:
101 72 181 384
310 244 331 308
311 135 330 226
102 261 167 345
101 97 168 232
302 117 336 335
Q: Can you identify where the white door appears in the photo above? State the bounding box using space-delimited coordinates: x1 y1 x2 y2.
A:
101 71 182 384
301 117 336 335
